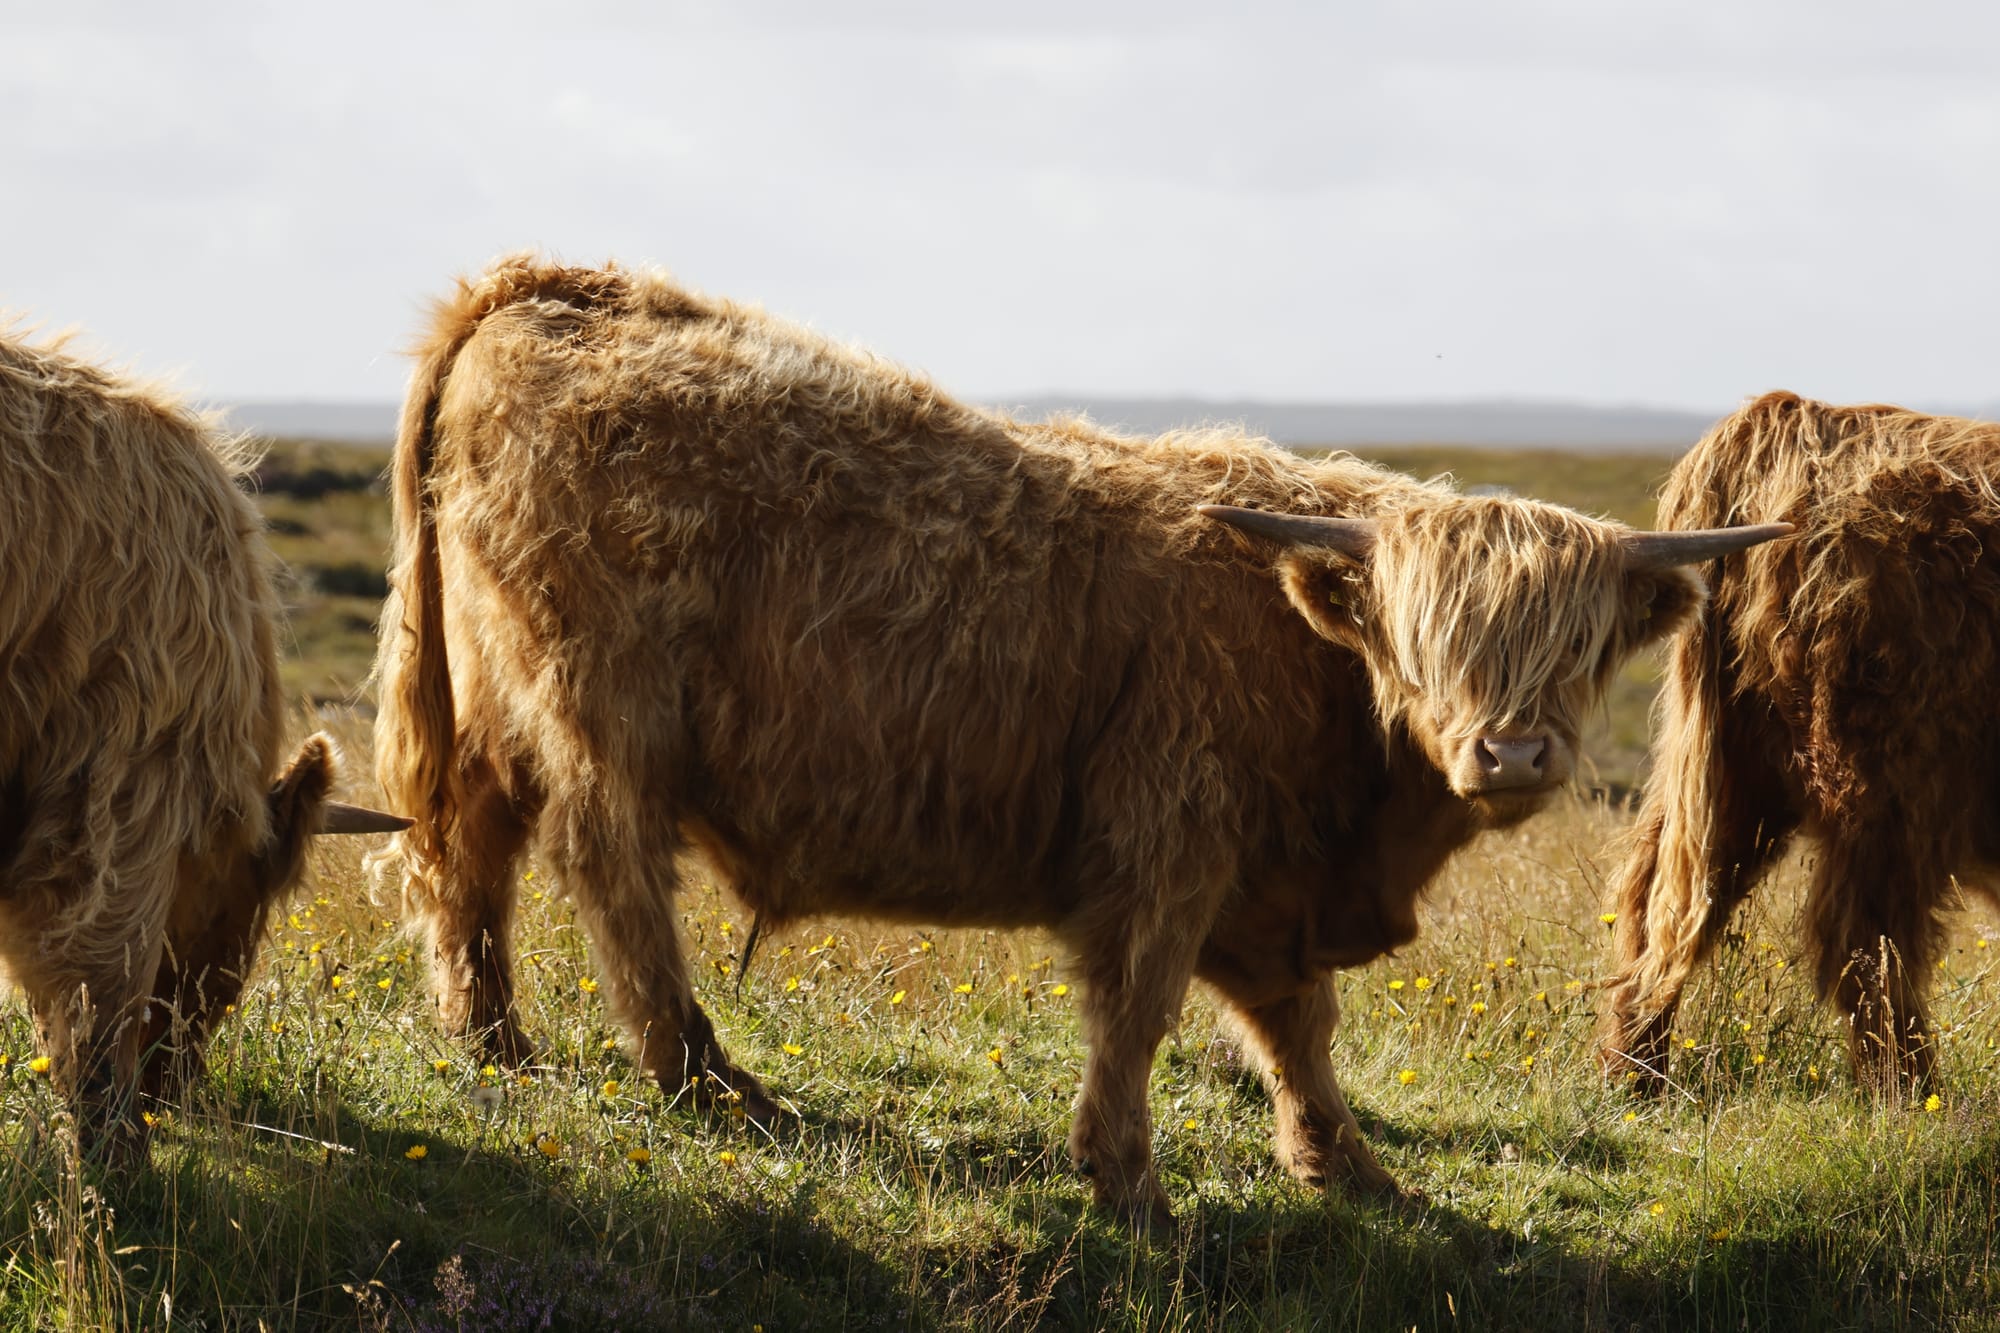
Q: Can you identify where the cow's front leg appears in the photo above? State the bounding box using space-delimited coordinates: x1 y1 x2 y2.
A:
1212 973 1397 1197
17 940 166 1165
1067 948 1191 1230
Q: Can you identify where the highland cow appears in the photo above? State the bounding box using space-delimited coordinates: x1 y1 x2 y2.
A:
0 329 405 1156
374 256 1786 1223
1601 392 2000 1095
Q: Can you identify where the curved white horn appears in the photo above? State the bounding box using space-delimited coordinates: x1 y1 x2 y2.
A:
1198 504 1378 557
316 801 413 835
1622 522 1795 569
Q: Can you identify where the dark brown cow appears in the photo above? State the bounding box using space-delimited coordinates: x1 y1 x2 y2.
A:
374 256 1785 1222
0 328 404 1156
1601 392 2000 1095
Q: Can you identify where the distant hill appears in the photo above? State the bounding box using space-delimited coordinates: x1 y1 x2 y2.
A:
220 395 1998 452
999 397 1719 451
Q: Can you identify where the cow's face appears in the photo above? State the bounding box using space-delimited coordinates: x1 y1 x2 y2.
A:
161 735 406 1023
1204 497 1790 821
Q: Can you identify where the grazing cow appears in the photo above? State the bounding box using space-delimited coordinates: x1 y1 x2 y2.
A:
0 328 405 1156
1600 392 2000 1095
374 256 1786 1223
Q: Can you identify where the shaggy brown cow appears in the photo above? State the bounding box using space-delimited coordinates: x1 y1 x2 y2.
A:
374 256 1786 1223
0 328 405 1155
1600 392 2000 1095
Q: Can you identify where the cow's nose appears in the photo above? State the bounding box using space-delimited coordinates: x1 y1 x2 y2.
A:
1475 736 1548 789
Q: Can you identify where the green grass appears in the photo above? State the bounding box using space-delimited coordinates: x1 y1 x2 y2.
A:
10 442 2000 1329
11 796 2000 1329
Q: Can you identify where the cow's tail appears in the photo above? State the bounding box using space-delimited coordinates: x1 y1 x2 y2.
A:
1600 397 1787 1064
371 265 522 909
1600 612 1732 1044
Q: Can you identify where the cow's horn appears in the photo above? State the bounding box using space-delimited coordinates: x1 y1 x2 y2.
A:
1198 505 1379 557
1621 522 1795 569
317 801 413 835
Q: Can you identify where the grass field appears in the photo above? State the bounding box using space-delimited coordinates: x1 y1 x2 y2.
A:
6 442 1999 1331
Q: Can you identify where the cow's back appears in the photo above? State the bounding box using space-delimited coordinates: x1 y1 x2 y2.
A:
1662 391 2000 830
403 260 1390 925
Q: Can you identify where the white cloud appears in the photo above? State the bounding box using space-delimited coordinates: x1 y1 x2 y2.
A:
1 1 1994 411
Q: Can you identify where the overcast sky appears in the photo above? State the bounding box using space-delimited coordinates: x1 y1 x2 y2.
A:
4 2 1996 412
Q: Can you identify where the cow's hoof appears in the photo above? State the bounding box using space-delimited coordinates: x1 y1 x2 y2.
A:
479 1021 538 1071
1334 1156 1402 1202
1088 1175 1176 1234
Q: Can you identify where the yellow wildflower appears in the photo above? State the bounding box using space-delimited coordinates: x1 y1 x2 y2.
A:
782 1043 804 1056
433 1059 451 1075
405 1144 428 1160
1925 1094 1942 1113
717 1149 737 1165
1397 1069 1417 1086
1052 984 1070 997
1599 912 1617 925
1413 976 1432 991
28 1056 51 1075
602 1080 621 1097
1388 979 1405 991
627 1147 651 1165
536 1135 563 1159
1470 1001 1487 1016
890 989 907 1005
579 977 600 994
987 1046 1004 1065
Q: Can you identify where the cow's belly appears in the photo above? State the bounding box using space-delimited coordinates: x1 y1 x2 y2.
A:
677 814 1071 931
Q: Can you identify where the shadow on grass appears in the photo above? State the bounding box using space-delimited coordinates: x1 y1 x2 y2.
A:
16 1081 2000 1330
16 1080 923 1331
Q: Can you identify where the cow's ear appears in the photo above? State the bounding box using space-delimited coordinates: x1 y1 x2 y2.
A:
1621 565 1704 650
257 733 336 893
1277 551 1370 650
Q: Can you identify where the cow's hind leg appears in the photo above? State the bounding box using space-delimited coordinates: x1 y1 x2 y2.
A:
1210 974 1397 1198
558 822 777 1124
420 753 540 1067
1807 829 1943 1095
